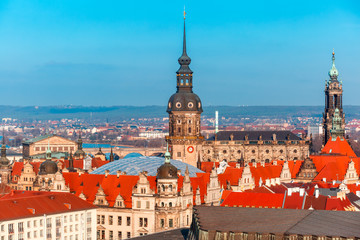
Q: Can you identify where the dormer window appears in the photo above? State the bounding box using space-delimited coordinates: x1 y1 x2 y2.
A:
114 194 125 208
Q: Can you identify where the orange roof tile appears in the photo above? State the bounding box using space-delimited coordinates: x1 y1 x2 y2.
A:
321 137 356 157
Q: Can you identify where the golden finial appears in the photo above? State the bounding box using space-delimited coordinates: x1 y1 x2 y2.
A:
332 48 335 56
183 6 186 19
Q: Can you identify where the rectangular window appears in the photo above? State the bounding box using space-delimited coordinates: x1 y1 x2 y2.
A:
87 213 91 224
144 218 148 227
18 222 24 233
109 230 113 240
160 219 165 228
146 201 150 209
118 232 122 240
18 233 23 240
8 224 14 234
97 215 100 224
137 201 141 208
177 152 181 157
169 219 173 228
109 216 113 225
27 221 30 228
139 218 143 227
46 228 51 239
127 232 131 239
126 217 131 226
33 220 37 227
46 218 51 228
101 215 105 224
117 216 122 225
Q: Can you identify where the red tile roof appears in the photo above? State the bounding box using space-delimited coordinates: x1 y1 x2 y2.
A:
321 137 356 157
63 171 209 208
0 191 96 221
12 162 41 177
221 192 284 208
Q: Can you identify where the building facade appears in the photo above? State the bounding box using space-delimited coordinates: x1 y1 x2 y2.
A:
202 131 309 164
323 51 345 145
22 134 77 158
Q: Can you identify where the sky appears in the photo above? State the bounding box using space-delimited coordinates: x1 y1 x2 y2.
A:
0 0 359 106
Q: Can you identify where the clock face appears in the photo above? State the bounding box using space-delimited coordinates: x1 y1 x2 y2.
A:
176 102 182 108
188 102 194 108
187 146 194 153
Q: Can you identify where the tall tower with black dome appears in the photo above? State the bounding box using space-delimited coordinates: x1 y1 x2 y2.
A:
323 51 345 145
166 11 203 167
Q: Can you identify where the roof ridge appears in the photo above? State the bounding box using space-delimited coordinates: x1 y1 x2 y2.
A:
284 210 315 234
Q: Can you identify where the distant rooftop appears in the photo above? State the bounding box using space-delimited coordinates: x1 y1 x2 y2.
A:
208 130 302 141
23 134 54 144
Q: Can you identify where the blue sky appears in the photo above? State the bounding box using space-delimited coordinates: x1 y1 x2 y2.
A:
0 0 359 106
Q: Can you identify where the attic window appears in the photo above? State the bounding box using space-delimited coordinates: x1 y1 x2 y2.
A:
96 182 100 187
80 182 83 186
117 183 120 188
64 203 71 209
329 149 332 153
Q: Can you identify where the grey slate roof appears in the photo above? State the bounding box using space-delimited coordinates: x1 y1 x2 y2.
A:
23 134 54 144
192 206 360 237
130 228 188 240
207 130 302 141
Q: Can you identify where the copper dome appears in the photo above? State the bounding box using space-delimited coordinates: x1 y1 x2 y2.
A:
39 160 58 175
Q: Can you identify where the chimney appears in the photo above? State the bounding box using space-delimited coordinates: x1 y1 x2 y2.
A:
117 170 122 178
315 189 319 198
299 188 305 197
105 170 110 177
288 188 292 196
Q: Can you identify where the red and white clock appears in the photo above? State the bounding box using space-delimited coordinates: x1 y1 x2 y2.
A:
187 146 194 153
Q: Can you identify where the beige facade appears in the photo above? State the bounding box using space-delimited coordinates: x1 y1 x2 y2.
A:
167 112 204 167
202 139 309 164
23 135 77 158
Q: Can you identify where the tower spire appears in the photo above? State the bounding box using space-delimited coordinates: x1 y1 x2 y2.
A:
329 49 339 79
177 9 192 75
182 6 187 56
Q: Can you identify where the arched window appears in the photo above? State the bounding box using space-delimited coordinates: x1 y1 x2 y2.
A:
185 79 189 85
188 127 191 133
180 79 184 85
265 159 270 163
169 185 173 192
169 202 172 207
162 185 165 192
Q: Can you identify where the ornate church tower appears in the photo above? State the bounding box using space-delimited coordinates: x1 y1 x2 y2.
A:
166 12 203 167
323 51 345 145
